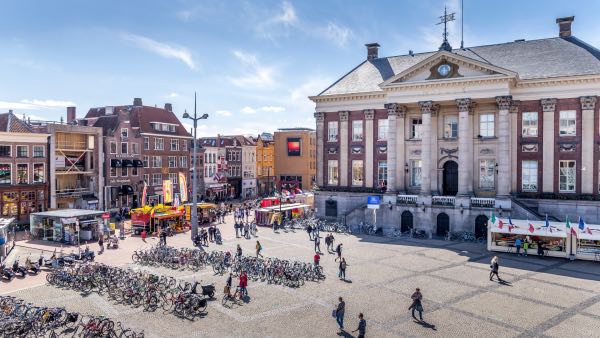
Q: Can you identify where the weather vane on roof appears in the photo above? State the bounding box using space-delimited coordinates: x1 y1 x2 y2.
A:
437 6 455 52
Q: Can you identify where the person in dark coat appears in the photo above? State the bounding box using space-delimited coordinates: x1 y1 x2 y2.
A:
489 256 501 281
409 288 423 321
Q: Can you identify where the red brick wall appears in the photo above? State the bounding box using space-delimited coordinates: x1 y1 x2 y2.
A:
553 98 582 194
516 100 543 195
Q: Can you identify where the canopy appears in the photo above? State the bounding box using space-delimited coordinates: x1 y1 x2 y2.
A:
490 217 600 240
259 203 310 212
31 209 104 218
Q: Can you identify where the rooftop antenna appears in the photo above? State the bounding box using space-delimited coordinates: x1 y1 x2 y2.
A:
460 0 464 49
437 6 455 52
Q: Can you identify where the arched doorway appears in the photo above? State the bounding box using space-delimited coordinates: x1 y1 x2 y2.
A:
475 215 489 239
442 161 458 196
436 213 450 237
401 211 413 232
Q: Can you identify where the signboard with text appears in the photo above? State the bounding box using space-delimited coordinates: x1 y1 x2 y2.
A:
367 195 380 209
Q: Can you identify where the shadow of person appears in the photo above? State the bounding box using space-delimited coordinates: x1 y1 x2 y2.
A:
342 279 353 284
498 279 512 286
414 320 437 330
242 295 251 303
336 330 355 337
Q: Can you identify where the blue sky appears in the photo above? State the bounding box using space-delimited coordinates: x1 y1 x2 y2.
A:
1 0 599 137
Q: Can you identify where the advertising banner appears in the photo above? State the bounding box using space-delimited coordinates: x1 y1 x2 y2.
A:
178 172 188 202
163 180 173 204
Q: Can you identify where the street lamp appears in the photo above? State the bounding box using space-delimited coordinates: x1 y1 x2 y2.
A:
183 92 209 239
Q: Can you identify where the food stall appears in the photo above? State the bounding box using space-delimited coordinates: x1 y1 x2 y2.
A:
29 209 105 244
487 218 570 259
259 197 281 208
575 224 600 261
184 202 218 224
254 203 310 227
130 205 185 235
0 218 15 259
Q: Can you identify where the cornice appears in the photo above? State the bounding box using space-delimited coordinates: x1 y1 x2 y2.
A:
309 91 386 104
515 74 600 88
383 75 513 92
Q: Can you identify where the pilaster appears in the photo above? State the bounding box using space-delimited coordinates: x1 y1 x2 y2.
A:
456 98 473 196
419 101 434 196
384 104 398 193
339 111 349 187
496 95 512 198
541 98 556 193
397 106 407 193
364 110 375 188
314 112 325 187
581 96 597 193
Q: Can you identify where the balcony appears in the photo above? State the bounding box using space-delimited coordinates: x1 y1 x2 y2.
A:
470 197 495 208
56 141 89 151
432 196 455 207
56 187 93 198
397 195 418 205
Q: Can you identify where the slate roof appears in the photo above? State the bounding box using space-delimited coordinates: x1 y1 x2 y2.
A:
0 112 34 133
319 37 600 96
90 115 119 136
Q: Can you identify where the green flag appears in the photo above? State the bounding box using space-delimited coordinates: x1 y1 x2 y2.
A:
491 213 496 224
566 216 570 229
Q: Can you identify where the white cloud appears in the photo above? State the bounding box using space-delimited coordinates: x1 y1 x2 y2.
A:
121 33 197 70
289 77 333 113
0 99 75 111
228 50 277 88
254 1 298 39
240 106 256 114
322 22 353 47
215 110 232 117
165 92 179 98
273 1 298 26
260 106 285 113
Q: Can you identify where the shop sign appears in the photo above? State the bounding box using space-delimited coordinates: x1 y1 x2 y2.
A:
102 213 110 220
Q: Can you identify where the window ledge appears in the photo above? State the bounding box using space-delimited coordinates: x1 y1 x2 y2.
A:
477 136 497 141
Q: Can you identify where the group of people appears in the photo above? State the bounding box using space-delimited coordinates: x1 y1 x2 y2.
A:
234 221 257 239
334 297 367 337
514 237 546 257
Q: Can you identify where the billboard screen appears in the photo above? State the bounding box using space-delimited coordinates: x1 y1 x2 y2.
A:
287 138 301 156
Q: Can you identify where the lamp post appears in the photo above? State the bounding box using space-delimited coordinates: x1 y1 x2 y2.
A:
183 92 209 239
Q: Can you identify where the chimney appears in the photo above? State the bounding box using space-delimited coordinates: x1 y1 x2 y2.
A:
105 106 114 115
556 16 574 38
133 97 143 106
66 106 76 123
365 43 380 61
164 103 173 112
8 109 13 114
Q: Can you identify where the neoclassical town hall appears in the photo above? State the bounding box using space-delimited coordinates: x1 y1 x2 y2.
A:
311 17 600 237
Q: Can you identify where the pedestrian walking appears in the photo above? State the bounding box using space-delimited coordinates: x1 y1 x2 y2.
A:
234 222 240 238
314 235 321 253
244 222 250 239
489 256 501 281
208 226 214 242
256 240 263 258
314 252 320 266
141 230 147 242
325 234 331 252
523 239 529 256
98 236 104 254
239 270 248 297
338 257 347 280
335 243 343 261
515 238 522 255
353 313 366 338
334 297 345 332
330 233 335 251
202 229 209 246
537 240 545 257
307 224 313 240
409 288 424 321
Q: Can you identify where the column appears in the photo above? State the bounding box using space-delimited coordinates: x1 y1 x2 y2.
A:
510 102 519 193
496 96 512 198
541 98 556 193
384 104 398 193
581 96 597 194
364 110 375 188
339 111 349 187
314 112 325 187
397 106 407 193
419 101 433 196
456 98 473 196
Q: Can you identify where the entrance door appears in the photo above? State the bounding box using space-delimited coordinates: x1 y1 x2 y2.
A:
442 161 458 196
401 211 413 232
475 215 489 239
436 213 450 237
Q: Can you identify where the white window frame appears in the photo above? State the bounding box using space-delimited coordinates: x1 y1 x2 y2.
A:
180 156 188 168
0 145 11 157
352 120 363 142
131 143 139 155
522 112 538 137
16 163 28 184
143 156 149 168
328 160 339 185
411 118 423 139
480 114 495 137
559 110 576 136
168 156 177 168
169 173 178 186
182 140 188 151
143 174 149 184
328 121 338 142
152 156 162 168
378 160 387 188
143 137 149 150
16 145 28 158
121 128 128 138
121 142 128 154
155 138 164 150
410 160 422 187
32 163 45 183
479 159 495 189
170 139 179 151
351 160 364 186
152 173 162 186
33 145 45 158
378 119 389 141
521 160 538 192
110 167 117 177
0 163 10 184
559 160 576 192
444 115 458 138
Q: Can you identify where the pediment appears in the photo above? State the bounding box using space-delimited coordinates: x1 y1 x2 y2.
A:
380 51 517 87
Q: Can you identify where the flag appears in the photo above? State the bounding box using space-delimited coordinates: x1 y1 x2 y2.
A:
173 194 180 208
544 214 549 227
490 213 496 225
141 182 148 207
528 223 535 233
578 217 585 231
566 216 577 237
498 220 503 229
586 227 592 235
508 216 513 225
508 225 513 232
178 172 188 202
163 180 173 204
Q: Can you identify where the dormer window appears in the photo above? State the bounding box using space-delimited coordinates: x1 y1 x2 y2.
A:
150 122 177 133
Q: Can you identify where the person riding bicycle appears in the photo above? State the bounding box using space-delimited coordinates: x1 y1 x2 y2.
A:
224 251 232 266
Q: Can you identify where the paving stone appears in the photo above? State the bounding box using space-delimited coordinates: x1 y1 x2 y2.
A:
544 314 600 338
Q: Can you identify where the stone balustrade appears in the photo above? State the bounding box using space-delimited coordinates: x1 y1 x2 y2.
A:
397 194 418 205
432 196 455 206
470 197 495 208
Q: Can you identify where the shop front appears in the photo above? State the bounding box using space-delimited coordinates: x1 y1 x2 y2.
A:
29 209 104 244
575 225 600 261
184 202 217 225
130 205 185 235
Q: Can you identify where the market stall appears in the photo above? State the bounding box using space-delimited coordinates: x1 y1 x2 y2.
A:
0 218 15 259
130 205 185 235
487 218 570 259
29 209 105 244
254 203 310 227
575 224 600 261
184 202 218 225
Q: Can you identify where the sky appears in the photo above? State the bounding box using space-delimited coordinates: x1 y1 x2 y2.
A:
1 0 599 137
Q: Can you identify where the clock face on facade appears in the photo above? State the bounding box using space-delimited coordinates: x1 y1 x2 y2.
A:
437 63 452 77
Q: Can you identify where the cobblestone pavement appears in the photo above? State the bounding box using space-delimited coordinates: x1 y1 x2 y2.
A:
2 215 600 337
